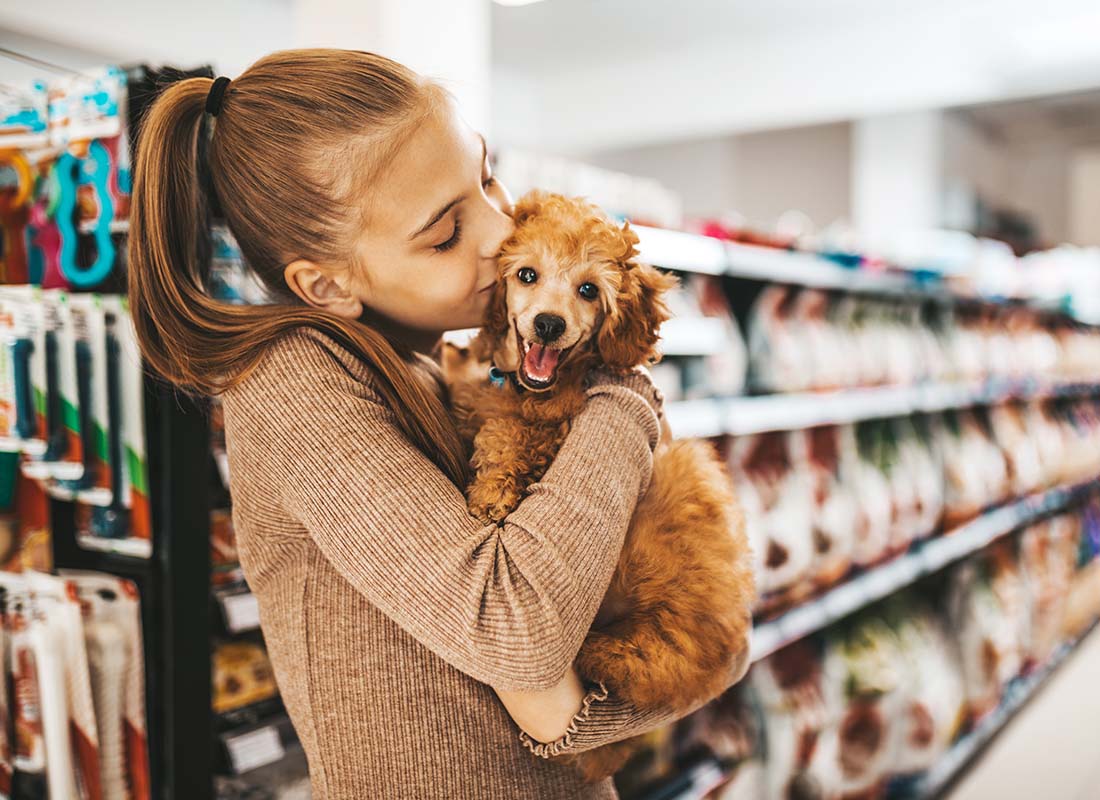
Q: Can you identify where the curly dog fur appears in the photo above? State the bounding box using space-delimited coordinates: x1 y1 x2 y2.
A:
444 190 755 781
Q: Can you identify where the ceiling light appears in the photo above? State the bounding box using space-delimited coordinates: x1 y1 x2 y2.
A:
493 0 547 6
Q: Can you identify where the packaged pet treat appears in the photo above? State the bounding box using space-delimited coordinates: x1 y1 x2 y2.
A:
792 426 856 589
212 641 278 714
799 619 902 799
940 410 1009 528
60 571 149 800
749 639 830 800
41 291 87 483
25 571 101 799
0 578 15 799
17 290 71 482
1 573 47 799
110 297 151 541
730 432 815 611
897 416 944 539
68 294 112 507
0 287 47 456
746 285 813 393
693 274 747 396
945 558 1020 720
989 403 1043 497
838 425 893 569
880 598 966 776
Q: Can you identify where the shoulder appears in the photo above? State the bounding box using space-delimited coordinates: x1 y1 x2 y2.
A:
222 325 385 411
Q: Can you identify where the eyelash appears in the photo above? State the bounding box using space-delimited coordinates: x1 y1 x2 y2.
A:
432 176 497 253
434 217 463 252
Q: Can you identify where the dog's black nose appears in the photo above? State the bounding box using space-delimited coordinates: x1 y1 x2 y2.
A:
533 313 566 343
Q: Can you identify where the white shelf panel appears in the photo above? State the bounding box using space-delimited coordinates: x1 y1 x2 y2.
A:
658 317 730 356
665 380 1100 439
634 226 728 275
634 224 961 303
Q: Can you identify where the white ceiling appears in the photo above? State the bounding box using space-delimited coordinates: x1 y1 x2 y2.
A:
491 0 1100 153
492 0 954 72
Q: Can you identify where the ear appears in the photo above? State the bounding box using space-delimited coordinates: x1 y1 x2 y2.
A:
597 260 679 371
472 280 510 362
284 258 363 319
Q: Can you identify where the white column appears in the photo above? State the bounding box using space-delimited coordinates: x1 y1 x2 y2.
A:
851 110 944 247
1070 146 1100 247
291 0 491 135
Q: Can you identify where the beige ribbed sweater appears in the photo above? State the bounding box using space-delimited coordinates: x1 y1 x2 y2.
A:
220 327 702 799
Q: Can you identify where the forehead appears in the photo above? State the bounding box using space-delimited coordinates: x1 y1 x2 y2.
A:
365 100 481 238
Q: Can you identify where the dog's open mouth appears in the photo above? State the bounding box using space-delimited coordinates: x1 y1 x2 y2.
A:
516 321 573 390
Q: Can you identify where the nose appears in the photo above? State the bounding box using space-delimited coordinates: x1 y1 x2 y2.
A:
534 313 566 343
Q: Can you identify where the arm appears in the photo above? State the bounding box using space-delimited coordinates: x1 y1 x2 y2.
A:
227 329 662 692
493 382 677 741
518 631 752 758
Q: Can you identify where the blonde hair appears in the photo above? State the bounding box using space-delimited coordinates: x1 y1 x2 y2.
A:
127 48 469 485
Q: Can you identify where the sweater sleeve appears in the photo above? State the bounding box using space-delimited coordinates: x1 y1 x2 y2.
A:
226 330 661 692
519 633 752 758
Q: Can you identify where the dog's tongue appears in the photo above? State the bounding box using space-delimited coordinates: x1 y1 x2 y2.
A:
524 342 560 383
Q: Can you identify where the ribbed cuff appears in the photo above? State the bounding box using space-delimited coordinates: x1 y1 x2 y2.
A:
584 384 661 450
517 681 611 758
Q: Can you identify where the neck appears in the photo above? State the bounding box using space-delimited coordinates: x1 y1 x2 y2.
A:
359 309 443 357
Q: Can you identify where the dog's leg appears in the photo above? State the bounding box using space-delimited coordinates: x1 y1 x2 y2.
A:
467 419 557 523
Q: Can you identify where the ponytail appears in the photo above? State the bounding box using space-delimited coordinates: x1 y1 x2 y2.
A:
127 51 470 487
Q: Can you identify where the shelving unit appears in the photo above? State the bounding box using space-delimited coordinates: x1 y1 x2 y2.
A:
633 224 1050 309
904 621 1098 799
49 380 213 800
750 477 1099 662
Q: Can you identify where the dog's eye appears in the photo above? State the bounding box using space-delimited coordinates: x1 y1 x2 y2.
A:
578 282 599 300
517 267 538 284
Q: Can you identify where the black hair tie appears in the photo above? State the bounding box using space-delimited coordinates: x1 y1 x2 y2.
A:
205 76 231 117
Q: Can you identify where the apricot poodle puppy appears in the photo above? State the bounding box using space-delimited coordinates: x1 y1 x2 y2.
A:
444 190 755 781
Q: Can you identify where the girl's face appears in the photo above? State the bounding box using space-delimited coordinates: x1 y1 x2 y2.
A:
283 95 515 348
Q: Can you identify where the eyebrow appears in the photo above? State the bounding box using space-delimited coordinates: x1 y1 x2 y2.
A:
407 135 489 242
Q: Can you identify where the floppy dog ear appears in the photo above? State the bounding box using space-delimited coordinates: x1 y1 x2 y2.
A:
597 233 680 371
472 280 509 361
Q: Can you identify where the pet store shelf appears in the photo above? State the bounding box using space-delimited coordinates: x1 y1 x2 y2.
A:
664 379 1100 439
749 478 1100 663
635 224 928 295
639 623 1099 800
906 620 1099 798
634 224 1070 310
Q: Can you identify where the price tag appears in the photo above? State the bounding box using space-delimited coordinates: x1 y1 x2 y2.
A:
223 592 260 633
226 725 284 774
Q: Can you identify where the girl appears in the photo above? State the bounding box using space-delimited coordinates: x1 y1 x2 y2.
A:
128 48 715 798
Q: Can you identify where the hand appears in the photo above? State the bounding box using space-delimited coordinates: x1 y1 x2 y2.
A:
493 665 587 743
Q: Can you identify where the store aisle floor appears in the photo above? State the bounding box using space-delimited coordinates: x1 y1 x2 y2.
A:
950 626 1100 800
